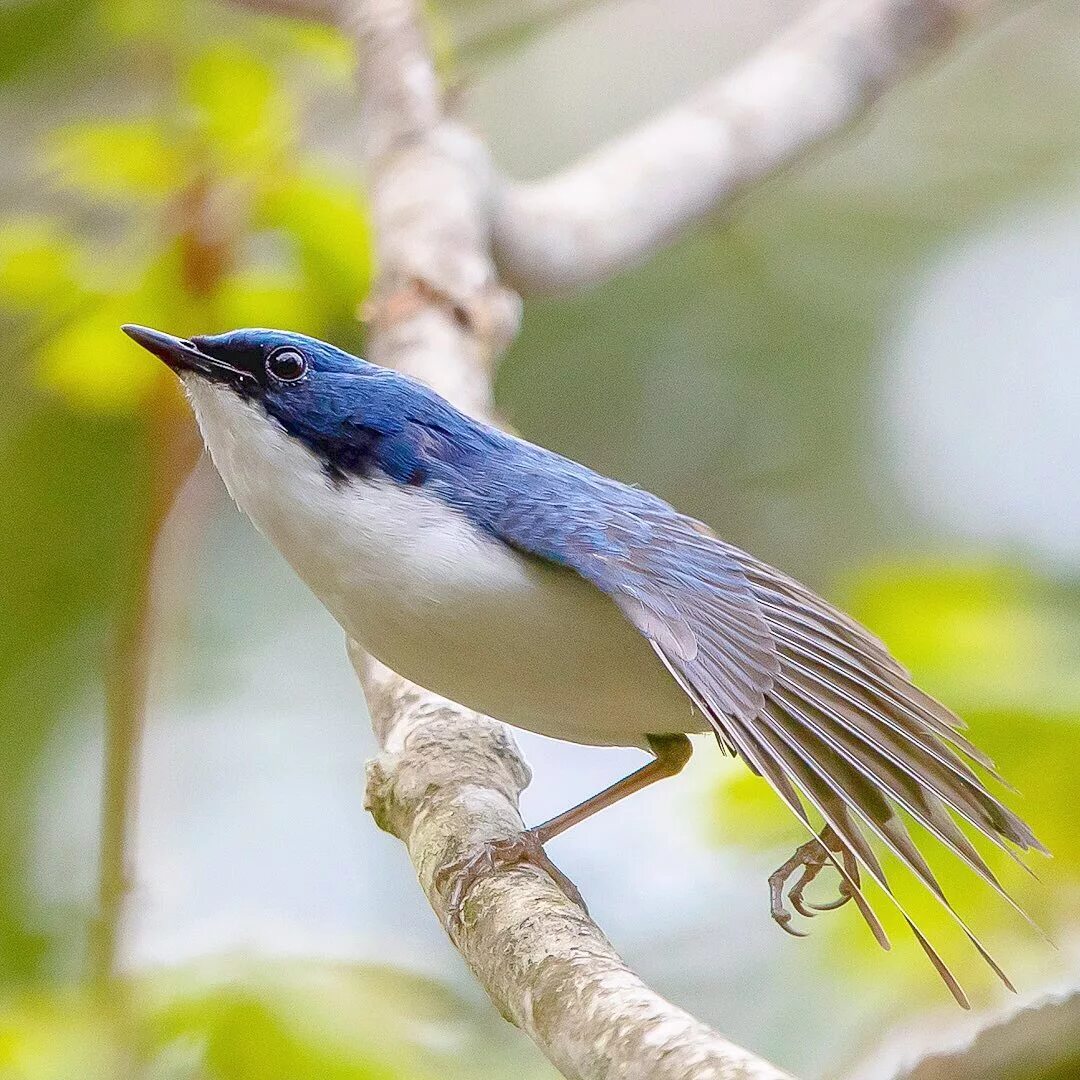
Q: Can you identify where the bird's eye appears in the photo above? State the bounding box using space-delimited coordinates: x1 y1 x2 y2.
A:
266 348 307 383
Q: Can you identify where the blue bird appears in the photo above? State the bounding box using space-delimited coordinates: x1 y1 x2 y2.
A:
123 324 1044 1006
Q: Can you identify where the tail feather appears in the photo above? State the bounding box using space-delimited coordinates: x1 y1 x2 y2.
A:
679 550 1047 1003
752 586 998 768
750 707 974 1005
773 676 1015 887
770 644 1043 852
773 683 996 879
785 707 1018 994
769 611 998 773
652 636 896 952
729 719 893 952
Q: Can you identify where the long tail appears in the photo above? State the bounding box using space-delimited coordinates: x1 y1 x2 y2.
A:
717 552 1046 1005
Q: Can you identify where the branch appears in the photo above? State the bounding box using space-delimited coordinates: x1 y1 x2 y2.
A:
359 655 792 1080
491 0 1000 294
325 0 791 1075
889 990 1080 1080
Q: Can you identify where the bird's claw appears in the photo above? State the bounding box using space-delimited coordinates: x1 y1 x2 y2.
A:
434 830 587 932
768 827 857 937
788 864 823 919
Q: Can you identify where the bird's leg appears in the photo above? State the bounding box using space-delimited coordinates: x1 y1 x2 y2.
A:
769 825 858 937
435 734 693 930
533 733 693 843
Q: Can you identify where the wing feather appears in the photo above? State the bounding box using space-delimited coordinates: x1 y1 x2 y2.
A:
575 512 781 721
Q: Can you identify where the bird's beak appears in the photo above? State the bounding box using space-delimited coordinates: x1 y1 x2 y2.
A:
122 324 256 387
122 324 211 375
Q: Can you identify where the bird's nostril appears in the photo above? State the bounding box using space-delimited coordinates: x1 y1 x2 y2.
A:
178 339 196 349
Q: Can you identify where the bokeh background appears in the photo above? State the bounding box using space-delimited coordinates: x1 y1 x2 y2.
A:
2 1 1079 1077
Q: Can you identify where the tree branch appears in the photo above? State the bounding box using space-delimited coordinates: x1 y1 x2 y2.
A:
491 0 1002 294
328 0 791 1076
891 990 1080 1080
359 655 791 1080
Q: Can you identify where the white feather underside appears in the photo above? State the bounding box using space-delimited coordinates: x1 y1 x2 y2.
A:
186 381 705 747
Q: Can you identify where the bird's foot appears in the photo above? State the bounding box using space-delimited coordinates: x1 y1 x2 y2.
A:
768 826 857 937
434 830 587 932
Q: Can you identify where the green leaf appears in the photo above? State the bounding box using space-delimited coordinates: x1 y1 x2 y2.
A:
36 302 165 413
0 961 554 1078
45 120 186 202
184 45 288 173
144 962 472 1080
257 170 374 309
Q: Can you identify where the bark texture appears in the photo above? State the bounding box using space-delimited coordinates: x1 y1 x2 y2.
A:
360 654 790 1080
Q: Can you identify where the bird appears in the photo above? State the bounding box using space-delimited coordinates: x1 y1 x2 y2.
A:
123 323 1045 1007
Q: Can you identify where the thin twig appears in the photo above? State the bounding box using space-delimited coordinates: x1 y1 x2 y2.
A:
91 385 200 989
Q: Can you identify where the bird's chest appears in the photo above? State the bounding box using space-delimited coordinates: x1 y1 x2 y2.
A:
241 468 641 732
214 428 529 643
187 382 693 746
193 393 575 682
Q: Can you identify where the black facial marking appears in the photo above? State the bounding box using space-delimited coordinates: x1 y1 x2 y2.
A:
304 424 385 488
322 460 351 487
190 336 269 394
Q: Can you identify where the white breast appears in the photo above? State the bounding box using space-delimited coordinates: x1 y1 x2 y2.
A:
185 381 703 747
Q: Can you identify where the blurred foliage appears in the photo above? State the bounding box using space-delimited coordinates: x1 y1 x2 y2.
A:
0 959 550 1080
0 1 93 84
0 0 372 985
1 0 1079 1078
2 11 371 413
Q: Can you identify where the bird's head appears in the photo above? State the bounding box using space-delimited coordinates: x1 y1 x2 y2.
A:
122 323 377 402
121 324 466 484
